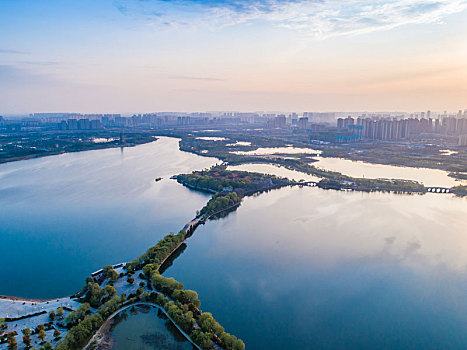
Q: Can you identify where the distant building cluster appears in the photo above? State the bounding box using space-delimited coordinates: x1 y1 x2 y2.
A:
59 118 102 130
1 109 467 146
1 111 339 132
337 110 467 145
266 114 286 128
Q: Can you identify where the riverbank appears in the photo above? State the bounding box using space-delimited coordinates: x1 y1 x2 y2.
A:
156 128 466 177
53 165 290 349
178 132 467 194
52 205 246 350
0 137 229 349
1 137 246 349
0 131 158 164
180 153 427 195
176 166 296 222
320 142 467 180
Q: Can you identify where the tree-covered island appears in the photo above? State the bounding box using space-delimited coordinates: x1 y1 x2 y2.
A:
172 134 428 195
176 166 294 220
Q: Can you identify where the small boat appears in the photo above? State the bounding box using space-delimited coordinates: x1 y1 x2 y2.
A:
154 177 162 182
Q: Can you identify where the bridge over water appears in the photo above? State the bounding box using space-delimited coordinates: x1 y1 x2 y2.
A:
426 187 451 193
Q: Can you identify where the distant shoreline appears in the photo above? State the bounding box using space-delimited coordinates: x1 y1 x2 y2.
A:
0 132 158 165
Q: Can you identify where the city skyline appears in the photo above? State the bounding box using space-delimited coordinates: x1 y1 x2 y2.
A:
1 0 467 113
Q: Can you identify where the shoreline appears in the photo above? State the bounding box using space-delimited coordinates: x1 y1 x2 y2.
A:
0 133 158 165
1 132 465 350
0 295 50 303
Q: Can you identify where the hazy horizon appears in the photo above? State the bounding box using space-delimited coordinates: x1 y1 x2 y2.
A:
2 109 465 118
1 0 467 114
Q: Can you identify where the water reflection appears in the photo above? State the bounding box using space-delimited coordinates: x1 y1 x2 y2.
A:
227 163 321 182
165 187 467 349
110 305 195 350
232 146 322 155
213 188 467 271
312 157 465 187
226 141 252 147
0 137 218 298
196 137 228 141
439 149 458 156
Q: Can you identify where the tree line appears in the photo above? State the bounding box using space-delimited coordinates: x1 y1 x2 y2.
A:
55 295 126 350
123 229 246 350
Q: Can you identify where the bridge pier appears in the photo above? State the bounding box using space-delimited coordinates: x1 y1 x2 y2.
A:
426 187 450 193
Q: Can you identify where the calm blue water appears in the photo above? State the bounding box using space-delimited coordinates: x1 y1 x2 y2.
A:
1 138 466 349
110 305 195 350
0 137 217 298
164 188 467 349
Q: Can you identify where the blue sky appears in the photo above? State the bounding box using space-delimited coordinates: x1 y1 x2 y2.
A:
1 0 467 113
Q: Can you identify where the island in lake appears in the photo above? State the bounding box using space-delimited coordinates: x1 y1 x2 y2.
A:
1 127 466 350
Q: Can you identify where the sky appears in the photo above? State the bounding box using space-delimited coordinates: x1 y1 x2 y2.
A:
1 0 467 114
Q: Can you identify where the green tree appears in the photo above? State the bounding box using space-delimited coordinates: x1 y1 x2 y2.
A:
48 310 55 321
172 289 201 307
22 328 32 348
38 329 46 342
199 312 216 333
85 282 104 308
127 276 135 284
42 342 52 350
107 269 119 282
184 290 200 306
190 329 213 349
102 265 113 275
65 303 91 326
221 332 234 348
53 329 61 339
152 273 183 293
104 285 117 298
220 332 245 350
142 264 155 276
56 307 64 318
7 332 17 350
233 338 246 350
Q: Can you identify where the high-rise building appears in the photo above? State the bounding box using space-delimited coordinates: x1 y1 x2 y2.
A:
90 120 102 129
459 134 467 146
78 119 91 130
68 119 78 130
298 117 308 130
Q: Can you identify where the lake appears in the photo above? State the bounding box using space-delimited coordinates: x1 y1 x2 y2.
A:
227 163 321 182
229 145 463 187
164 187 467 350
313 156 465 188
0 137 217 298
1 138 466 349
232 146 322 156
109 305 195 350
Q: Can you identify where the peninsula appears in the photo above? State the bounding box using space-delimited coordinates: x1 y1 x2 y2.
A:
0 167 295 350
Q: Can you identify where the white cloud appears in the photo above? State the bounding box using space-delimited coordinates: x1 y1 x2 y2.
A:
114 0 467 38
